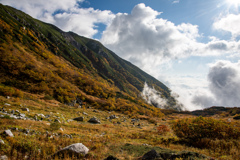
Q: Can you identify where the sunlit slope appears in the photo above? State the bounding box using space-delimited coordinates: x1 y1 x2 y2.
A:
0 3 181 112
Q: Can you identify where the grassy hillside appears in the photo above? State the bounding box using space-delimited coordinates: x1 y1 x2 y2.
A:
0 3 181 115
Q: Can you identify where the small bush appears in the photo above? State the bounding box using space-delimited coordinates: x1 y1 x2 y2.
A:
157 125 170 135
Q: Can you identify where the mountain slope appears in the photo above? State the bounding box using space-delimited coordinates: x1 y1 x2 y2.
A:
0 3 182 113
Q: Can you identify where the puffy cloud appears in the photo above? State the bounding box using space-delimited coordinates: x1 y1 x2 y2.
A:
0 0 115 37
192 60 240 107
213 14 240 38
101 3 240 73
53 8 114 37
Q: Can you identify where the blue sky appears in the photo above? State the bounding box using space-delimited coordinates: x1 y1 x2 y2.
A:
1 0 240 110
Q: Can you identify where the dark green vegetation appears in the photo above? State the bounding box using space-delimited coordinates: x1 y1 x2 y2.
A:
0 3 181 116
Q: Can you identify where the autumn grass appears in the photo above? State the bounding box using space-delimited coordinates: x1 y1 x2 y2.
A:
1 95 240 159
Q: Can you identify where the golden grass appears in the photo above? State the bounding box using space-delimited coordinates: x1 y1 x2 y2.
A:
1 94 240 159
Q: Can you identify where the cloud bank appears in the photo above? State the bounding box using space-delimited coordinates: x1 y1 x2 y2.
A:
192 60 240 107
0 0 115 37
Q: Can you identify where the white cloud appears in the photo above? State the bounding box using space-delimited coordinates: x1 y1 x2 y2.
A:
101 3 240 74
141 82 167 108
192 60 240 107
213 14 240 38
0 0 115 37
172 0 180 4
101 3 202 72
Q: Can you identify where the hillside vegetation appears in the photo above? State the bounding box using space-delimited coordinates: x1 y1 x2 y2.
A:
1 4 240 160
0 4 181 117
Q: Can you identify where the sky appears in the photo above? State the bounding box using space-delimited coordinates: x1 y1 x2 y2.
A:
1 0 240 110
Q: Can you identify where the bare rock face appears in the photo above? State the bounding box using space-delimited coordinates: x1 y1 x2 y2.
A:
53 143 89 158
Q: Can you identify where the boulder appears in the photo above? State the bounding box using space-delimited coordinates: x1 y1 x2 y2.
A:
73 116 84 121
3 129 14 137
53 143 89 158
19 113 25 118
0 155 8 160
88 117 100 124
109 115 118 119
37 114 45 118
22 108 29 112
83 112 88 115
233 115 240 120
0 139 4 144
142 149 160 160
104 155 120 160
54 119 61 123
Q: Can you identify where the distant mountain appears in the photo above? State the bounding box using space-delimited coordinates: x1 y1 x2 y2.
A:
0 3 183 114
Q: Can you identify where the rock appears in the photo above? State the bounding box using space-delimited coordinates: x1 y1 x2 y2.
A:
88 117 100 124
104 155 120 160
83 112 88 115
0 139 4 144
142 149 160 160
109 115 118 119
3 129 14 137
4 103 10 106
45 114 51 118
10 115 18 119
19 113 25 118
15 110 20 114
22 108 29 112
67 119 73 123
53 143 89 158
0 155 8 160
54 119 61 123
37 114 45 118
6 96 10 99
73 116 84 121
233 115 240 120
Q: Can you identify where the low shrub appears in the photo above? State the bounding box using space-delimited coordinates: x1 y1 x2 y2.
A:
172 116 240 141
157 125 170 135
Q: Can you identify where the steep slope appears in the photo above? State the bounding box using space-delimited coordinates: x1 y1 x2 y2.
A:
0 4 182 112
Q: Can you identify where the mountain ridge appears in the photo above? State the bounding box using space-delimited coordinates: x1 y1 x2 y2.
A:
0 3 182 113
